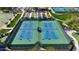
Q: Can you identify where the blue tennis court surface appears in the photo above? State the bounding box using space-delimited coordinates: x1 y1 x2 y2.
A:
15 21 60 40
13 21 35 41
41 21 60 40
42 30 59 40
11 21 39 44
19 21 34 30
14 30 33 40
42 21 57 30
10 20 70 45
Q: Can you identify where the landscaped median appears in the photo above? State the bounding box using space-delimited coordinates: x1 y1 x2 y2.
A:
0 29 10 35
72 33 79 44
7 14 21 27
0 29 10 46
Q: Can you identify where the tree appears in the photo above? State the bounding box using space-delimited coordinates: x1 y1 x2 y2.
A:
0 40 4 45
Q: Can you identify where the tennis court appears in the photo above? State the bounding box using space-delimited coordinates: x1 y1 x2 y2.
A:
40 21 59 40
12 21 38 45
40 20 70 44
6 19 71 46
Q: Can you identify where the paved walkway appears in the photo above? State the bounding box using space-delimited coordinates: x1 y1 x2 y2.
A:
3 27 13 29
48 7 55 13
65 30 79 51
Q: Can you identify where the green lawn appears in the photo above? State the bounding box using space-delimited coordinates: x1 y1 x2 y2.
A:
51 12 79 30
0 29 10 45
0 41 3 45
0 29 10 35
0 36 8 42
72 33 79 44
8 14 21 27
51 12 71 21
51 12 79 23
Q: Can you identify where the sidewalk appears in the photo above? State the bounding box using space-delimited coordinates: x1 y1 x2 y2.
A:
48 7 55 13
65 30 79 51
